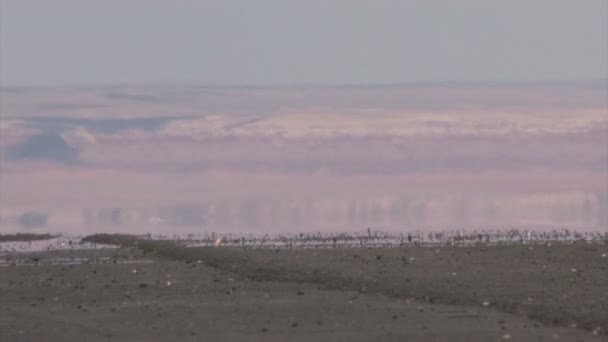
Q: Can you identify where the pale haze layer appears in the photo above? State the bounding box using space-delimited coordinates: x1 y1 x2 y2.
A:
0 2 606 235
1 0 607 86
0 84 606 234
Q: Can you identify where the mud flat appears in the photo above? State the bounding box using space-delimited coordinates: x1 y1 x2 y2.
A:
0 236 605 341
0 233 55 243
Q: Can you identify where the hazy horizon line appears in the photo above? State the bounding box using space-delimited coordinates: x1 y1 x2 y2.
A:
1 78 606 91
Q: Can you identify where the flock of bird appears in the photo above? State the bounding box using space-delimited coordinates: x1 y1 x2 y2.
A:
1 229 606 257
167 228 608 249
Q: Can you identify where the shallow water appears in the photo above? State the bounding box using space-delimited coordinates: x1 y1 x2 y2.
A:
0 237 117 255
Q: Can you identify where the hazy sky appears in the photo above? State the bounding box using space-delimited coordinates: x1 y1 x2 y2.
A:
1 0 607 86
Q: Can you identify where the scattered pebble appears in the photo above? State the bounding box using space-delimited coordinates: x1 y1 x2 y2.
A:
4 232 607 340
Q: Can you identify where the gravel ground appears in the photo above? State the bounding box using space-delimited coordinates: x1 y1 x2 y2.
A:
173 242 608 334
1 243 606 341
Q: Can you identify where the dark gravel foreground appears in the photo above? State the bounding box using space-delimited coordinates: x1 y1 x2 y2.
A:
88 235 607 334
177 243 608 334
0 234 606 341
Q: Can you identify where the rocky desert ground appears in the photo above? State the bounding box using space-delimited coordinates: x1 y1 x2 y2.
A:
1 234 606 341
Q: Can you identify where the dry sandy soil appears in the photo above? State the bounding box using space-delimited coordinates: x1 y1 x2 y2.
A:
1 237 606 341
